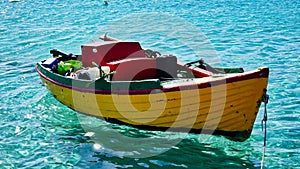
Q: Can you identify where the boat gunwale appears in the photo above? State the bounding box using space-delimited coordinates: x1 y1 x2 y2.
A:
36 63 158 94
36 62 269 95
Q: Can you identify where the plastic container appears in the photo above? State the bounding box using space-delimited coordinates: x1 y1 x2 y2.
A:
65 60 82 69
87 67 100 80
58 60 82 75
42 58 58 68
76 67 100 80
58 61 72 75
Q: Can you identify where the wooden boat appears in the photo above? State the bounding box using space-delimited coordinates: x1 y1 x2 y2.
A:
36 38 269 141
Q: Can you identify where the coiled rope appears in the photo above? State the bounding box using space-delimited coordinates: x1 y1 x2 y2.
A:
261 89 269 169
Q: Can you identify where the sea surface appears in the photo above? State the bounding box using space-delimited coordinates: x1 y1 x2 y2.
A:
0 0 299 168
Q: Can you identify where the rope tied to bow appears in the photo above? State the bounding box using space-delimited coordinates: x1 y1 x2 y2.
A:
261 89 269 169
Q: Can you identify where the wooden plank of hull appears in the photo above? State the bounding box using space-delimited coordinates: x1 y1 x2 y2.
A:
39 75 267 137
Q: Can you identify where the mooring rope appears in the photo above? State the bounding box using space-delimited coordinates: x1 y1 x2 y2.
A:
260 89 269 169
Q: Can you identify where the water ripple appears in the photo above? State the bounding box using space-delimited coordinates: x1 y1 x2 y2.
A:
0 0 299 168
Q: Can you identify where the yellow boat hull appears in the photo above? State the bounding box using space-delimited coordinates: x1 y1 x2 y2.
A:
38 67 268 141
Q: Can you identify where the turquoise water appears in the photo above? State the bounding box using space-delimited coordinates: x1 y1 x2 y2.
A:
0 0 299 168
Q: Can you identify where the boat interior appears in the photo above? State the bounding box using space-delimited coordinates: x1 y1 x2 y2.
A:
42 41 244 82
